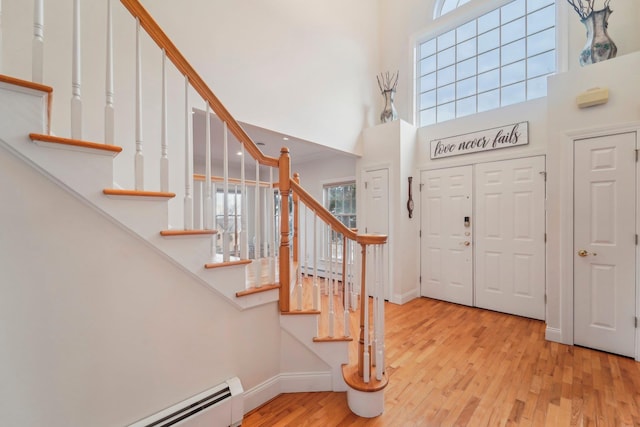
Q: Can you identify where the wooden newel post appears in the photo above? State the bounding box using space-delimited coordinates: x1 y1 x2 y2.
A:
293 173 300 264
279 147 291 312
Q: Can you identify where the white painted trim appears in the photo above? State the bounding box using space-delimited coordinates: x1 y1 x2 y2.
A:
545 326 563 343
242 375 280 414
393 287 419 305
241 371 333 414
279 371 333 393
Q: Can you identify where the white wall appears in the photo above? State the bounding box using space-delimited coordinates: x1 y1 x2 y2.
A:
360 120 419 304
0 140 282 426
546 51 640 344
376 0 640 126
140 0 380 155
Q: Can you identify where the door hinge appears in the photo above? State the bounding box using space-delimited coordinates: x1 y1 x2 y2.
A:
636 149 639 162
419 275 422 284
544 294 547 304
365 181 368 189
539 171 547 181
636 234 638 245
419 230 422 238
544 233 547 243
635 317 638 328
420 183 424 192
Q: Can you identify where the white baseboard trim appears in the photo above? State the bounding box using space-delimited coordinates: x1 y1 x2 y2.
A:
545 326 563 343
393 288 420 305
242 371 333 414
279 371 333 393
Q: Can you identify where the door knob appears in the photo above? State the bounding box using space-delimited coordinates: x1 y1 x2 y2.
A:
463 241 470 246
577 249 597 257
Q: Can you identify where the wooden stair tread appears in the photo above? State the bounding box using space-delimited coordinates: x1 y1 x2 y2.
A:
103 188 176 199
0 75 53 93
30 133 122 154
236 283 279 298
341 363 388 393
160 229 217 236
313 336 353 343
281 309 321 315
204 259 252 269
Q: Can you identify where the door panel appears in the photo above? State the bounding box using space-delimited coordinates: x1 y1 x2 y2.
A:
420 166 473 306
574 132 636 357
474 157 546 320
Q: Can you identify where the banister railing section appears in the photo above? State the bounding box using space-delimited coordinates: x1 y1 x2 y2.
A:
3 0 389 412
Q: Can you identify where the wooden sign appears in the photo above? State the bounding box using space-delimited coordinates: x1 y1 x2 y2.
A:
430 122 528 159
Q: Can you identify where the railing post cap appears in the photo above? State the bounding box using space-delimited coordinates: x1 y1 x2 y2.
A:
281 147 290 154
356 234 388 245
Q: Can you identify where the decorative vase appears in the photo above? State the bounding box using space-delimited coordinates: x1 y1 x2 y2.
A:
579 6 617 66
380 89 397 123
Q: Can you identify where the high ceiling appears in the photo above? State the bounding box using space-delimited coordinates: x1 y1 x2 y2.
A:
192 108 357 176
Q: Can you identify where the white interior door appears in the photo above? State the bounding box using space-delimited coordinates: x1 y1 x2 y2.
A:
474 157 546 320
420 166 473 306
574 132 637 357
363 168 390 300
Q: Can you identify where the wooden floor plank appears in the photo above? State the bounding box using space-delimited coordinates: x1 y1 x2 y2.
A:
243 297 640 426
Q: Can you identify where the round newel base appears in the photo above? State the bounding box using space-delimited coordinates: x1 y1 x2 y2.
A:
342 364 388 418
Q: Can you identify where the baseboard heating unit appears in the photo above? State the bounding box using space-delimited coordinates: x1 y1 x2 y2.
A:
127 377 243 427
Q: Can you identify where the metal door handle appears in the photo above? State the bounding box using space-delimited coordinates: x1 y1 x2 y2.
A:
463 241 470 246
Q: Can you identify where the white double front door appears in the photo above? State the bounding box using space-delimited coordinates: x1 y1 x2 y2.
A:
420 156 546 320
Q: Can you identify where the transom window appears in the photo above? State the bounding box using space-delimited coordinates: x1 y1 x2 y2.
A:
434 0 472 18
417 0 556 126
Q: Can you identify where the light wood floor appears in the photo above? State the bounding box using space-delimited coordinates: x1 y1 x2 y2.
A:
243 297 640 426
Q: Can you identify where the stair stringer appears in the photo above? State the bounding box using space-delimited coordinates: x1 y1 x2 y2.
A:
279 314 349 392
0 80 278 311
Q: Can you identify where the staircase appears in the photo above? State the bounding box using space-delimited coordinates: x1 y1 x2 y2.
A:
0 0 388 422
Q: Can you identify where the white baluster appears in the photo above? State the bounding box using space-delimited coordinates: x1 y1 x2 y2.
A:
372 245 379 368
193 179 202 229
254 160 261 285
363 243 370 383
376 244 385 380
71 0 82 139
32 0 44 83
312 213 319 311
134 17 144 190
234 184 239 257
183 77 193 229
323 224 329 296
212 182 217 255
269 167 276 283
240 144 248 259
328 227 335 338
223 121 229 261
160 49 169 192
203 103 212 229
343 238 351 338
104 0 114 146
296 201 303 311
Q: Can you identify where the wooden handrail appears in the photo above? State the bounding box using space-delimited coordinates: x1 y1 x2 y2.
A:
290 179 358 241
119 0 279 168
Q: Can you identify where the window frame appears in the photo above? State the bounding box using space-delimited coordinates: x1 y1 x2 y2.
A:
414 0 560 127
322 180 356 262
